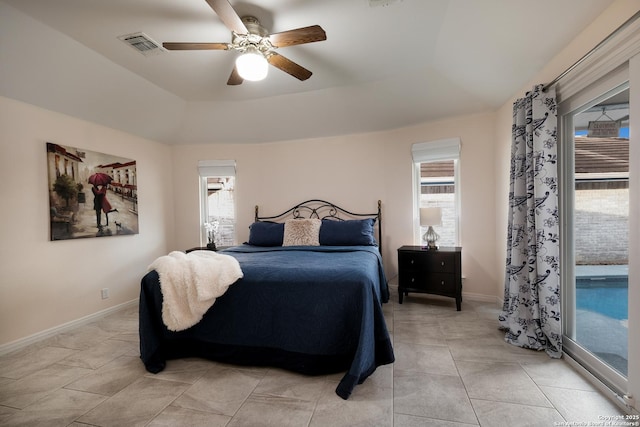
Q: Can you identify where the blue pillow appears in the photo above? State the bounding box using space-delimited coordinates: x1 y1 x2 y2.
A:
319 218 377 246
248 221 284 246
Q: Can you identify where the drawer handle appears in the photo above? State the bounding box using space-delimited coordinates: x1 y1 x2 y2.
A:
441 261 445 266
411 278 415 283
441 281 445 286
410 259 414 264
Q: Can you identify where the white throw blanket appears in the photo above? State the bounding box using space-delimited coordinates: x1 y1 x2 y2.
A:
148 250 243 332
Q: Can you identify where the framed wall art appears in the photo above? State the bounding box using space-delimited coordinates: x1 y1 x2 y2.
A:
46 142 139 240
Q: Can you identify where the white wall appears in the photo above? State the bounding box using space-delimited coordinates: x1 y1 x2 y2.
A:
170 111 499 300
0 96 174 347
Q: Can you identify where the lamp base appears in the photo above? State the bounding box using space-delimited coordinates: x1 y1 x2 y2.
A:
422 226 439 250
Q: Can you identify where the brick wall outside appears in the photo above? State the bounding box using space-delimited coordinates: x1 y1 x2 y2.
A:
575 188 628 265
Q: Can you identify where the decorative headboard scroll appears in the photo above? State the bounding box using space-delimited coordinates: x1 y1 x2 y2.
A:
255 199 383 253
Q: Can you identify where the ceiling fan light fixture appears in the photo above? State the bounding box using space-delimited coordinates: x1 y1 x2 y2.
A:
235 46 268 81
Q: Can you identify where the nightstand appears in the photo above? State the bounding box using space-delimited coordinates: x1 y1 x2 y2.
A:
185 246 230 253
397 246 462 310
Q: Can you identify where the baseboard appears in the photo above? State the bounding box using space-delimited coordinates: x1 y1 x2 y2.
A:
0 299 138 356
461 291 500 304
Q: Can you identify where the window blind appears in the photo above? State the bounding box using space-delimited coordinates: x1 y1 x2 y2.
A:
197 160 236 177
411 137 461 163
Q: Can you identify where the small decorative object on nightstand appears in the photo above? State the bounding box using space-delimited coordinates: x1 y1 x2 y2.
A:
420 207 441 249
397 245 462 310
204 220 219 251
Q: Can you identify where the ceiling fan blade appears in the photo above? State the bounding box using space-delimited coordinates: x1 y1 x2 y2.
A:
205 0 248 34
227 66 243 85
163 42 229 50
267 53 312 81
269 25 327 48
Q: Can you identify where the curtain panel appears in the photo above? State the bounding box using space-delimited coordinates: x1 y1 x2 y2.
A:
499 84 562 358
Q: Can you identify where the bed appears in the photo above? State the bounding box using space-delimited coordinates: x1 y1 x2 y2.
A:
139 199 394 399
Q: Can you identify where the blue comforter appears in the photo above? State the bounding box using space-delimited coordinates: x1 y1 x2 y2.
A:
139 245 394 399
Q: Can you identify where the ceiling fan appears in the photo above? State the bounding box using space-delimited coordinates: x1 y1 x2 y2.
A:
163 0 327 85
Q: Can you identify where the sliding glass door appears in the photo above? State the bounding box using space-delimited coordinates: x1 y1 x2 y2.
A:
560 79 630 395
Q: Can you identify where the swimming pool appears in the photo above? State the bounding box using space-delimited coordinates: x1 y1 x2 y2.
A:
576 276 628 320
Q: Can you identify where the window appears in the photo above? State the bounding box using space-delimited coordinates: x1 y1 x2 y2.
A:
412 138 461 247
198 160 236 247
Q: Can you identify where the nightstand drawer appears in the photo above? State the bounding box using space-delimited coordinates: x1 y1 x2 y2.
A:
399 272 456 294
398 251 455 273
424 253 455 273
397 246 462 310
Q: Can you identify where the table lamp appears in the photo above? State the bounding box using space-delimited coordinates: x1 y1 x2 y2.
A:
420 207 442 249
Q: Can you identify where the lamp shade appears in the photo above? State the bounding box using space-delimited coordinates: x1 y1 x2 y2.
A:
420 207 442 226
235 46 268 81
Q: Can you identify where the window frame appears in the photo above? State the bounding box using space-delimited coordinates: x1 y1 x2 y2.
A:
411 138 461 247
197 160 237 247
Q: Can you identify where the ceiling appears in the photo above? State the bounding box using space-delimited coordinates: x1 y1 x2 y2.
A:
0 0 616 144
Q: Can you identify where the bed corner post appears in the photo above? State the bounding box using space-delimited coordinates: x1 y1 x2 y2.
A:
255 205 259 222
377 200 382 256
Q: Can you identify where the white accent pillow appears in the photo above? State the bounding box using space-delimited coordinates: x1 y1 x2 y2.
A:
282 218 321 246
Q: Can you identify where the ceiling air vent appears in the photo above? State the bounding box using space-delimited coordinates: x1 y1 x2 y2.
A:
118 32 166 56
368 0 402 7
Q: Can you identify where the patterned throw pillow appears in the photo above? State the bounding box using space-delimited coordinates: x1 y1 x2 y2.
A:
282 218 321 246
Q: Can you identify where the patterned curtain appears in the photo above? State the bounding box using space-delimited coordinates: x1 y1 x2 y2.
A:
498 84 561 358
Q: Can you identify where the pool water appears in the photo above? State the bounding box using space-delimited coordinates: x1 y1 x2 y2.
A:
576 278 628 320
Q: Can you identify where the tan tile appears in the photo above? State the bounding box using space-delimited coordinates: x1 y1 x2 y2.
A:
394 341 457 376
395 413 477 426
0 346 76 379
434 308 481 321
471 398 564 427
252 368 327 402
147 405 230 427
310 381 392 427
172 366 261 416
438 318 504 340
456 361 552 407
42 323 116 350
77 376 190 427
0 404 19 425
539 385 625 423
447 336 547 364
145 357 215 384
58 338 135 370
394 321 447 345
65 355 146 396
394 371 476 424
365 363 393 389
520 358 596 391
2 388 106 427
228 394 315 427
0 364 92 409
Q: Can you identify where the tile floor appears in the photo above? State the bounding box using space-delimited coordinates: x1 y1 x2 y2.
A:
0 284 628 427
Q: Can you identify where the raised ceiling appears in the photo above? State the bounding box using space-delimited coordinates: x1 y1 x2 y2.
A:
0 0 616 144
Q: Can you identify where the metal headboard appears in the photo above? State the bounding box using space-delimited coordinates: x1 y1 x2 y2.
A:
255 199 382 253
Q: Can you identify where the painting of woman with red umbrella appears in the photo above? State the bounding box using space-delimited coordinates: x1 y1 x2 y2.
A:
46 142 138 240
89 172 118 230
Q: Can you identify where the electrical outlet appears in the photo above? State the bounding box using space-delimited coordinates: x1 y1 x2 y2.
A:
101 288 109 299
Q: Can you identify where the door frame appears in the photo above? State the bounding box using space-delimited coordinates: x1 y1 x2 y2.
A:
559 78 630 396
